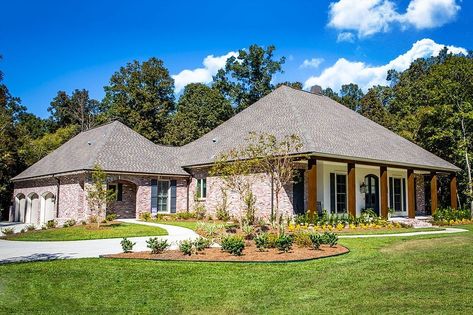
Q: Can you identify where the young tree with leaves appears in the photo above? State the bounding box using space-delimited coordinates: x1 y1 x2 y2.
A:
87 164 116 227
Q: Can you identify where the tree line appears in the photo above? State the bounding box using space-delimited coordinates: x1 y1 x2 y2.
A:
0 45 472 218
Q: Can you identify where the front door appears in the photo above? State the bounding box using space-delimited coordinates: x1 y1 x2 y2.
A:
365 175 379 215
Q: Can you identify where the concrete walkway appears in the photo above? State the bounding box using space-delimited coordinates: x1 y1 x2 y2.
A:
339 227 468 238
0 219 198 264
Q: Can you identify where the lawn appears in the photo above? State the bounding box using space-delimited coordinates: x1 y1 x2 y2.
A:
0 226 471 314
1 222 167 241
153 220 199 230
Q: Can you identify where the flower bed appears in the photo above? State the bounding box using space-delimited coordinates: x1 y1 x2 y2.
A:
103 244 349 262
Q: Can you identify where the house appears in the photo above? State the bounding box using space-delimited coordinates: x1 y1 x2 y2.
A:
10 86 460 225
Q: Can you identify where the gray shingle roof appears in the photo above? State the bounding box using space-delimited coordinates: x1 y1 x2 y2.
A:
13 121 188 180
180 86 459 172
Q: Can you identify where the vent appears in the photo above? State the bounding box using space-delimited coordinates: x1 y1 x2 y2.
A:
310 85 323 95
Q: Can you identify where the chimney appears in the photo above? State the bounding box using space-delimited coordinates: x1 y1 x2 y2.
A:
310 85 323 95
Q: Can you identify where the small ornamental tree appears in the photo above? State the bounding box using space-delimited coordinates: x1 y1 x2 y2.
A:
245 132 304 223
87 164 116 227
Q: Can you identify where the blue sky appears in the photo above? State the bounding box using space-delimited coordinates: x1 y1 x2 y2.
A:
1 0 472 118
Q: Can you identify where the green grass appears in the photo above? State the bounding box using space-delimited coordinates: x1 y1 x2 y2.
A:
1 222 167 241
337 226 445 235
0 225 472 313
153 220 199 230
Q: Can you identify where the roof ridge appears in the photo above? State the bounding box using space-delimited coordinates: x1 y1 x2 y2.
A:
281 87 315 149
85 121 119 169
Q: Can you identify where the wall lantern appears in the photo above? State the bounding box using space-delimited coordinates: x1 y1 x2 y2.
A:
360 182 367 194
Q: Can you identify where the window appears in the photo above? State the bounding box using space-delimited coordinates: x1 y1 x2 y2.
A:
330 173 347 214
389 177 405 212
157 181 170 212
196 178 207 199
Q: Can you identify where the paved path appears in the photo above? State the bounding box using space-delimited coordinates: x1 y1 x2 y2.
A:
339 227 468 238
0 219 198 264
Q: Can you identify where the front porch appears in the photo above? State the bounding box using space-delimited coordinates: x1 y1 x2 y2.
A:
300 157 458 219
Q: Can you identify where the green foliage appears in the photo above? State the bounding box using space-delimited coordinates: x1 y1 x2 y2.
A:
1 227 14 235
275 233 293 252
48 89 100 131
179 240 193 256
243 191 257 225
193 203 206 220
221 235 245 256
193 237 211 252
105 213 117 222
46 220 57 229
215 188 230 221
242 223 254 240
63 219 76 228
146 237 170 254
254 232 269 251
213 44 285 112
175 211 196 220
275 81 303 90
140 212 152 222
120 237 136 253
322 232 338 247
433 207 471 222
163 83 233 146
26 224 36 231
87 164 116 225
309 233 323 250
292 230 312 247
102 57 175 144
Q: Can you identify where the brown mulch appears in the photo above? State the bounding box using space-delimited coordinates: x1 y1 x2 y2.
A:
102 244 349 263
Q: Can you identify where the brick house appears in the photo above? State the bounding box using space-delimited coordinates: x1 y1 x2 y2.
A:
10 86 460 225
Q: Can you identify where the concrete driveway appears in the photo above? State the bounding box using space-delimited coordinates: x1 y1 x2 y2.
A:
0 219 198 263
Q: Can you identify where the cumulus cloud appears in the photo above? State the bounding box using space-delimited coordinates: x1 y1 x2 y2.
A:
303 38 466 92
300 58 324 69
328 0 461 39
172 51 237 93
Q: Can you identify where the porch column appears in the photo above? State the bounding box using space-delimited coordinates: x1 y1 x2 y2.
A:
307 158 317 215
450 173 458 209
348 163 356 217
431 171 438 215
380 166 388 218
407 169 416 218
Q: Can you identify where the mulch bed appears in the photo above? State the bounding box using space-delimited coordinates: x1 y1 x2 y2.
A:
102 244 349 263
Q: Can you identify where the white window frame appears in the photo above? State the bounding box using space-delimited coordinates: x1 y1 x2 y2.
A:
196 178 207 200
157 180 171 214
333 172 348 215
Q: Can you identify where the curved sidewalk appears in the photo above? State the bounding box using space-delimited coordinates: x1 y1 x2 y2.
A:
339 227 468 238
0 219 198 264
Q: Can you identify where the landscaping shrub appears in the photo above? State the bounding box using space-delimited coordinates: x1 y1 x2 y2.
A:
89 215 98 224
26 224 36 231
1 227 14 235
215 189 230 221
63 219 76 227
146 237 170 254
106 213 117 222
293 230 312 247
433 207 471 223
309 233 322 250
193 203 207 220
81 220 87 225
140 212 152 222
221 235 245 256
275 233 293 252
254 232 269 251
120 237 136 253
46 220 57 229
193 237 211 252
322 232 338 247
267 233 278 248
243 191 257 225
176 211 196 220
242 223 255 240
179 240 193 256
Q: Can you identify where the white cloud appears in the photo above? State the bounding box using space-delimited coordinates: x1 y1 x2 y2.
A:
303 38 467 92
172 51 237 93
328 0 461 39
300 58 324 69
337 32 355 43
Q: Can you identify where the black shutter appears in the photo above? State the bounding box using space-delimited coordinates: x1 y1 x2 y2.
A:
389 177 393 209
402 178 406 212
330 173 335 212
170 180 177 213
117 183 123 201
151 179 158 214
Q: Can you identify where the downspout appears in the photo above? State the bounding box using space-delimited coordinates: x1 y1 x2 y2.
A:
53 175 60 217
